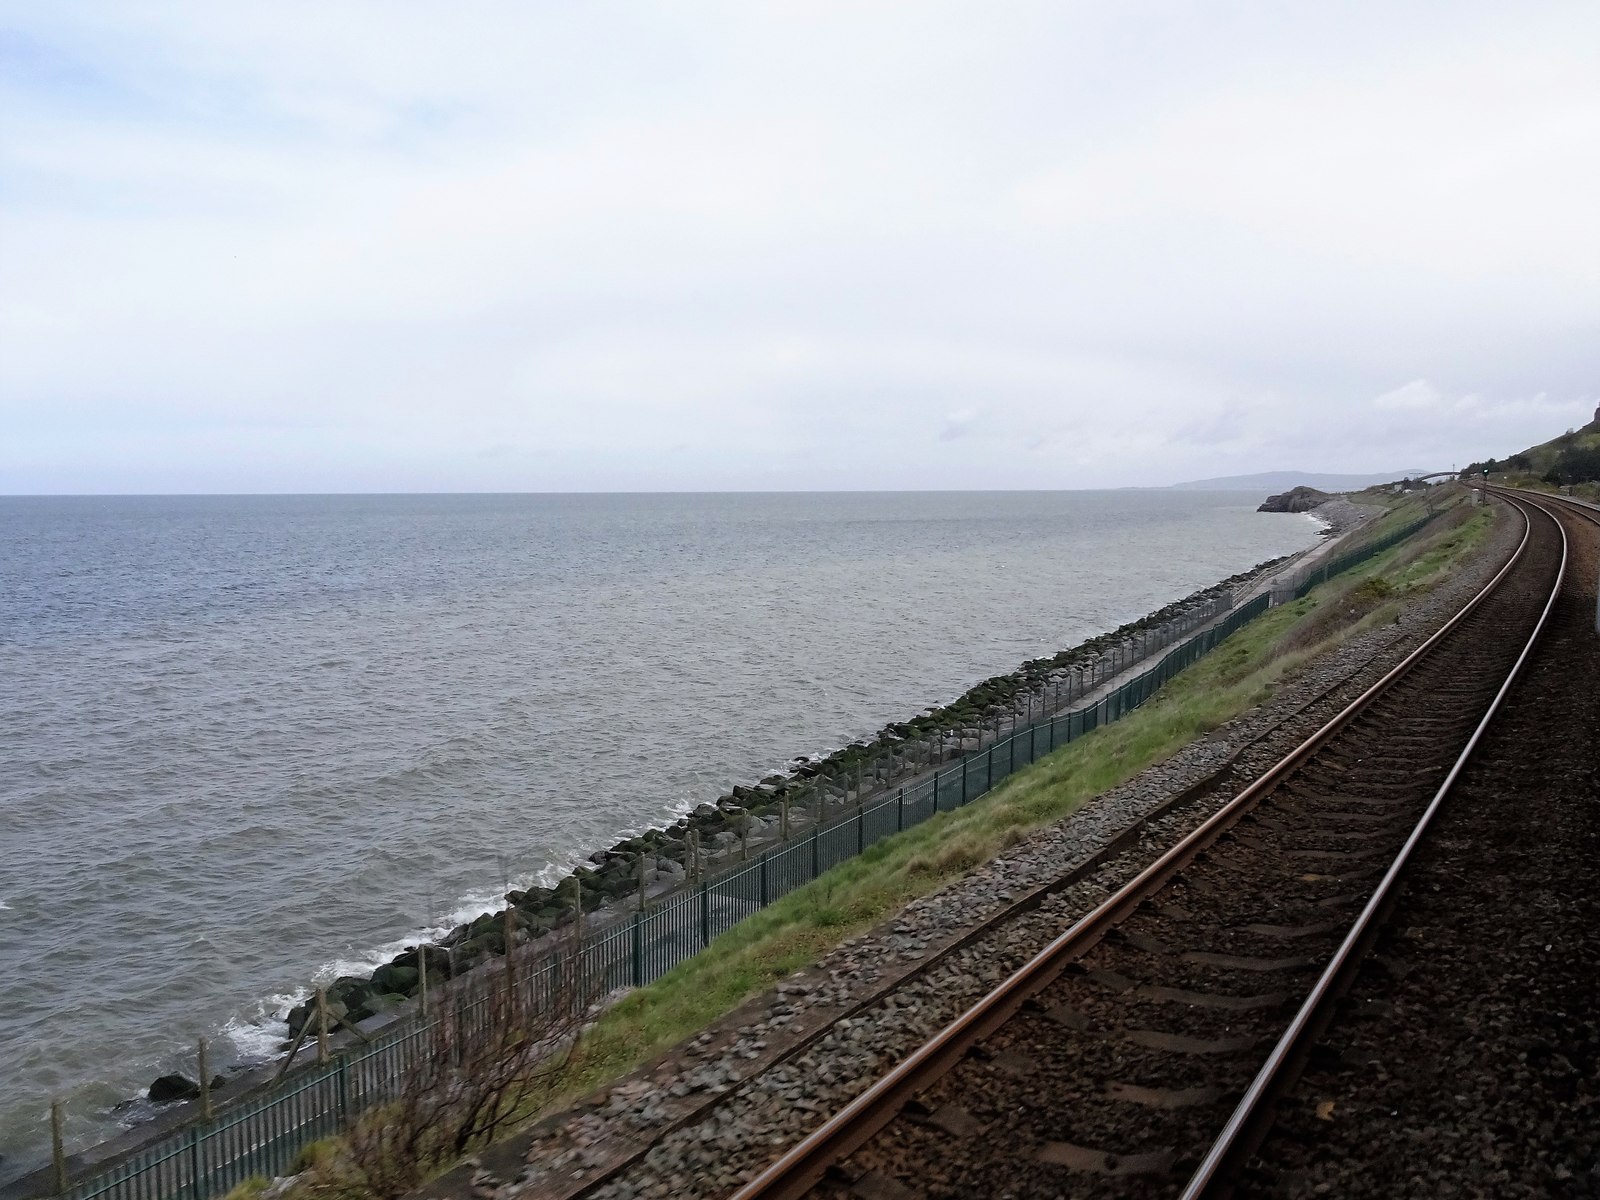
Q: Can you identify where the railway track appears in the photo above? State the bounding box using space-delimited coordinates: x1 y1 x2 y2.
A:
728 492 1570 1200
1220 487 1600 1196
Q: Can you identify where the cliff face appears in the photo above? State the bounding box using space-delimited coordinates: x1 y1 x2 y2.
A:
1258 485 1333 513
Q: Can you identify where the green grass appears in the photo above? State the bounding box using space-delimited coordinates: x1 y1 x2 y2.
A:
294 489 1500 1196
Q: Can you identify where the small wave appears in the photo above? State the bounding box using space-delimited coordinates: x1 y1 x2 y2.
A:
293 823 710 994
110 1096 158 1132
221 991 308 1062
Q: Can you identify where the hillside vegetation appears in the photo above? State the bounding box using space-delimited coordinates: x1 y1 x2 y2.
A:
1465 413 1600 491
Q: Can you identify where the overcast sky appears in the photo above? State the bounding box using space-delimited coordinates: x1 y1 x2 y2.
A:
2 3 1596 493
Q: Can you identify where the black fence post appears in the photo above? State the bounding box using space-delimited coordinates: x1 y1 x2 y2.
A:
336 1057 350 1129
631 912 644 986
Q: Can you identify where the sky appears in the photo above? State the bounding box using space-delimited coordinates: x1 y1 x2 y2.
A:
2 2 1597 493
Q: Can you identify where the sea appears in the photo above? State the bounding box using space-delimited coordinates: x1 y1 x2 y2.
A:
0 490 1318 1177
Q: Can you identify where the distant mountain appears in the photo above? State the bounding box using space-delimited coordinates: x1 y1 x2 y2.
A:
1169 470 1429 492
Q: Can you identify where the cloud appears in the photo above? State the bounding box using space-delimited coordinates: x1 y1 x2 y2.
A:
0 2 1597 491
1373 381 1448 412
938 408 980 442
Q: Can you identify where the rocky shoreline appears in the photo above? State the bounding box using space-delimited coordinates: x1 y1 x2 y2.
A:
1306 495 1378 535
273 554 1295 1048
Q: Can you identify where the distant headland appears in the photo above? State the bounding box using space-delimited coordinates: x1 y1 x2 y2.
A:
1168 469 1428 492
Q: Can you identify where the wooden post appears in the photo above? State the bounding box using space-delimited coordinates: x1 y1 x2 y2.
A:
51 1100 67 1195
198 1037 213 1123
570 875 585 940
739 818 749 862
638 852 648 911
418 947 429 1016
315 988 330 1066
272 1008 315 1083
780 793 790 839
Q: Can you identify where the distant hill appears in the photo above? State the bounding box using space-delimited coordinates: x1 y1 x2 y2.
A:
1170 469 1429 492
1467 411 1600 484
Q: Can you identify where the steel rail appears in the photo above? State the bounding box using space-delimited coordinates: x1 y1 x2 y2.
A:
1490 484 1600 528
728 496 1539 1200
1176 491 1568 1198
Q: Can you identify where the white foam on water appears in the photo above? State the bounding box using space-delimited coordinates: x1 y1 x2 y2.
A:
222 989 310 1063
109 1096 159 1133
275 792 710 1007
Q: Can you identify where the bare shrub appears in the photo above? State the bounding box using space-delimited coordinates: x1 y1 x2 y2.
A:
339 940 602 1199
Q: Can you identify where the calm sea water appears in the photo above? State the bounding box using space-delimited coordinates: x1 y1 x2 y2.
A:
0 491 1316 1175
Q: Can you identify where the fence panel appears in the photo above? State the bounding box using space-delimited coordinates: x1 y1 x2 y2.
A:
863 795 899 847
766 837 811 901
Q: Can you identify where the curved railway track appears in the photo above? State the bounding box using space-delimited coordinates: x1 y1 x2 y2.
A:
1227 486 1600 1196
729 492 1572 1200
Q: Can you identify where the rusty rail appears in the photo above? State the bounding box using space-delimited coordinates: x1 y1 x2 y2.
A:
1176 491 1568 1196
